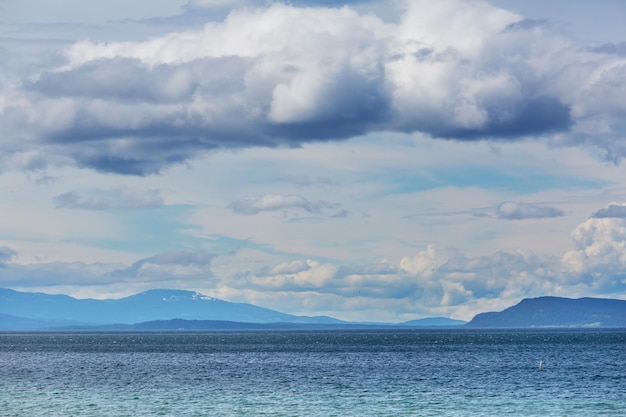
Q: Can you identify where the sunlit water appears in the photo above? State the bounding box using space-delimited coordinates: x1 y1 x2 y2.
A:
1 330 625 416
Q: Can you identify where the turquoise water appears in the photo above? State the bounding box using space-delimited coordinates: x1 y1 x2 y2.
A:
1 330 625 416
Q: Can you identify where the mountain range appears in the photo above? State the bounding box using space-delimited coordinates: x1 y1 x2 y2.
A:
1 288 625 330
0 288 342 328
0 288 465 330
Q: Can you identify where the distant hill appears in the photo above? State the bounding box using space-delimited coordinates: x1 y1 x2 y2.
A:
401 317 466 327
466 296 626 328
66 319 403 331
0 288 343 329
0 314 88 331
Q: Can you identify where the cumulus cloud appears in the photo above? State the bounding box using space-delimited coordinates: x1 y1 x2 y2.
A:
0 241 592 320
473 201 564 220
399 244 448 277
562 204 626 280
3 0 626 174
591 203 626 219
233 244 555 310
228 194 347 218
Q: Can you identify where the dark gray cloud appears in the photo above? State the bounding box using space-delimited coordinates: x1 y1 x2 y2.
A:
591 204 626 219
503 18 548 32
435 96 571 140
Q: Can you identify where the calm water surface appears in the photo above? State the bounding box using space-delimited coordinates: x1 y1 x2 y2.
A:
1 329 624 416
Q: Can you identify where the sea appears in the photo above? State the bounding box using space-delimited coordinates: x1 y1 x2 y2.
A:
1 329 624 416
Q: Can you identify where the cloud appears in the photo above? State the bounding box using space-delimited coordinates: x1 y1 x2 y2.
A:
184 0 249 9
496 201 563 220
228 194 347 218
274 175 340 187
563 213 626 278
0 250 215 289
54 191 112 210
591 42 626 56
138 250 214 267
591 203 626 219
249 259 339 291
53 188 163 210
219 202 626 306
233 243 555 308
0 247 17 266
473 201 564 220
562 202 626 287
118 188 164 209
227 201 626 317
118 250 216 282
399 244 448 277
5 0 626 174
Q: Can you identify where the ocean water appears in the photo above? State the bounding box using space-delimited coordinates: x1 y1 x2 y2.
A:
1 329 625 416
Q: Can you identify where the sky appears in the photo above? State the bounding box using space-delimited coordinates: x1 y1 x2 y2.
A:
1 0 626 322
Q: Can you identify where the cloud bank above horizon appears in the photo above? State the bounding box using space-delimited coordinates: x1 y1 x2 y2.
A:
1 200 626 321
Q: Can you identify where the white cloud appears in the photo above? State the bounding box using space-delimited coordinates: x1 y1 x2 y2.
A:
473 201 564 220
251 259 338 290
219 244 558 318
399 244 448 278
228 194 347 218
562 209 626 278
